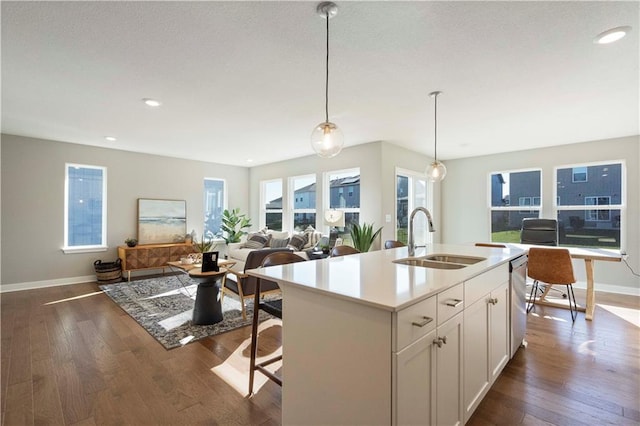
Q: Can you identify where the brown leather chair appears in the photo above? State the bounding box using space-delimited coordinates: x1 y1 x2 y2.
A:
526 247 577 322
224 248 290 320
249 251 306 395
384 240 406 249
330 245 360 257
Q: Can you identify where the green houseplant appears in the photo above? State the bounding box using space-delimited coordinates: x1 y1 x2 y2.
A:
349 222 383 253
221 208 252 244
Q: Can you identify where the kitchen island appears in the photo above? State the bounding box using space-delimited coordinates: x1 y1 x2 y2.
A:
248 243 525 425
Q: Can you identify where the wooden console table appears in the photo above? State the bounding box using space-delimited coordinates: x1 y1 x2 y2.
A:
118 243 196 281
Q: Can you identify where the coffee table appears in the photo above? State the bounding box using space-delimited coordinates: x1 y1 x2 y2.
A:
167 259 236 325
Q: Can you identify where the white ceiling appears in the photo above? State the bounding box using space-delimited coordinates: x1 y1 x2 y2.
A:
2 1 638 167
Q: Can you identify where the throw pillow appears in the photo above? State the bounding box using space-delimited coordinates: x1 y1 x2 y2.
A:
270 237 290 248
243 233 271 249
303 225 321 249
287 234 307 251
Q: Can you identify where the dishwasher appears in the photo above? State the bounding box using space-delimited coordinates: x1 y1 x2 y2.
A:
510 254 528 358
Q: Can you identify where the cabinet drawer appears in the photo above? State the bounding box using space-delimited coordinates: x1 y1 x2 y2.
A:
464 265 509 305
437 283 464 325
396 295 437 351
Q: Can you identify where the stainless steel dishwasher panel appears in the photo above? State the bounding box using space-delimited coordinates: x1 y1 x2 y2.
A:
510 255 528 358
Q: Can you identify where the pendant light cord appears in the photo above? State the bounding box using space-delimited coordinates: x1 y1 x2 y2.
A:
325 11 330 123
434 93 438 162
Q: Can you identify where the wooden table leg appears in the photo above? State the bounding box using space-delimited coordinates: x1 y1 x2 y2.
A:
584 259 595 321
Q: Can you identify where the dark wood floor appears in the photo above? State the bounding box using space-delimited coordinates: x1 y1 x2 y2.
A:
2 281 639 425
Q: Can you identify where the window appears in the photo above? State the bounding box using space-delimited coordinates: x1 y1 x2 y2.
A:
489 169 542 243
396 169 430 244
572 167 588 183
261 179 283 231
203 178 225 238
291 174 316 232
556 162 624 248
326 169 360 237
64 163 107 252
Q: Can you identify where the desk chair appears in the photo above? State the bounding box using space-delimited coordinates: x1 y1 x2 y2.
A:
520 218 566 299
248 251 306 396
526 247 577 322
384 240 406 249
330 245 360 257
224 248 290 320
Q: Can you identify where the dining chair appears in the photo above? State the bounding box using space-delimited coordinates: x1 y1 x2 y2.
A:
330 245 360 257
384 240 406 249
526 247 578 322
248 251 306 396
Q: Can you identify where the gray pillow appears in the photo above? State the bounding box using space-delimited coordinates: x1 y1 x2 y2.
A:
270 237 290 248
287 234 307 251
243 233 270 249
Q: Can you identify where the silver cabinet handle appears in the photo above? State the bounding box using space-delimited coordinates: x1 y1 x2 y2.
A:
488 297 499 305
433 336 447 348
412 316 434 327
445 299 463 308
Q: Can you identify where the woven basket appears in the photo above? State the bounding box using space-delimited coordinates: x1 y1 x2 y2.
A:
94 258 123 283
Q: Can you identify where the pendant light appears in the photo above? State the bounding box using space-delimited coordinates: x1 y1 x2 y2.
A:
311 2 344 158
426 91 447 182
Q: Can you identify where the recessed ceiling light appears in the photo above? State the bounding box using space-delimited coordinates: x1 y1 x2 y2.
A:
105 136 117 142
142 98 162 107
594 26 632 44
246 159 254 163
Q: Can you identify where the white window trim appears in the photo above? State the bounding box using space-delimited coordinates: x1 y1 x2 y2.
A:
395 167 433 244
554 159 626 250
260 178 284 231
289 174 316 233
62 163 108 253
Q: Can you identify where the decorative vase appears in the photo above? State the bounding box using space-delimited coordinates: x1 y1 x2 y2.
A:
126 241 137 247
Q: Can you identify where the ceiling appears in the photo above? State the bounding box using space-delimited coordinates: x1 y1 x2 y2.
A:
2 1 638 167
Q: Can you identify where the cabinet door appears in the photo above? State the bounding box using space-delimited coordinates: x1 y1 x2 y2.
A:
489 281 510 381
395 329 436 425
463 297 490 422
435 313 463 426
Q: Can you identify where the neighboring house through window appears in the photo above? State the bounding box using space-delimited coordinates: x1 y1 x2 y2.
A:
556 161 624 248
64 163 107 252
489 169 542 243
290 174 316 232
325 168 360 237
261 179 283 231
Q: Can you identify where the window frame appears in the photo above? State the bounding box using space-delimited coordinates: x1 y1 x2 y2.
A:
324 167 360 235
555 160 625 249
203 177 227 239
260 178 284 231
63 163 108 253
395 167 432 245
487 168 543 242
289 174 317 233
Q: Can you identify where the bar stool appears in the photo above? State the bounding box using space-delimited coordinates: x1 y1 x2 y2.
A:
248 251 306 395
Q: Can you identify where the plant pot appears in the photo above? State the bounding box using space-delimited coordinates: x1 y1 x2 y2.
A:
126 242 137 247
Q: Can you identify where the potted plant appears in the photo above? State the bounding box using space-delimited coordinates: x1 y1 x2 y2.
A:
125 238 138 247
349 222 383 252
320 243 331 255
221 208 252 244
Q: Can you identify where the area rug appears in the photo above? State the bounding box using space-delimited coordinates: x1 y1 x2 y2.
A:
100 275 273 350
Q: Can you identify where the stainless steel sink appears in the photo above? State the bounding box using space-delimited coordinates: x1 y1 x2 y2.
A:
393 254 485 270
423 254 485 265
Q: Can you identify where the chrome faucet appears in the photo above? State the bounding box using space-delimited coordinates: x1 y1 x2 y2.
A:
408 207 435 256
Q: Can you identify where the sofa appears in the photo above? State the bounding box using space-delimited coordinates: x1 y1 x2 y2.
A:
227 228 324 272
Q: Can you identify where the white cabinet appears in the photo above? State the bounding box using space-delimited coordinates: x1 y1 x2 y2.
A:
394 285 464 426
463 266 510 423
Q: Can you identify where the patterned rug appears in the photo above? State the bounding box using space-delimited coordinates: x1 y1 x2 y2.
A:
100 275 273 350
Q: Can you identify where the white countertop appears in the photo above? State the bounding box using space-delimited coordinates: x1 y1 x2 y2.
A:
247 243 525 312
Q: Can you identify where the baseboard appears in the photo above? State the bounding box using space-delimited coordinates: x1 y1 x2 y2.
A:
565 280 640 297
1 275 97 293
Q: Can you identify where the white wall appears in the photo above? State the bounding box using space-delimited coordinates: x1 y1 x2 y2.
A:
441 135 640 294
1 134 249 290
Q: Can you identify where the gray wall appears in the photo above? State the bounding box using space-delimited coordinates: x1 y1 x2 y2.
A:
1 134 249 289
441 135 640 294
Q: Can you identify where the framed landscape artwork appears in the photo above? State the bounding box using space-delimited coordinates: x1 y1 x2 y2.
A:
137 199 187 245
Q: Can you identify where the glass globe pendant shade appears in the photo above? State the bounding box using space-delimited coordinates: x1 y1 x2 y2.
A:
426 160 447 182
311 121 344 158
